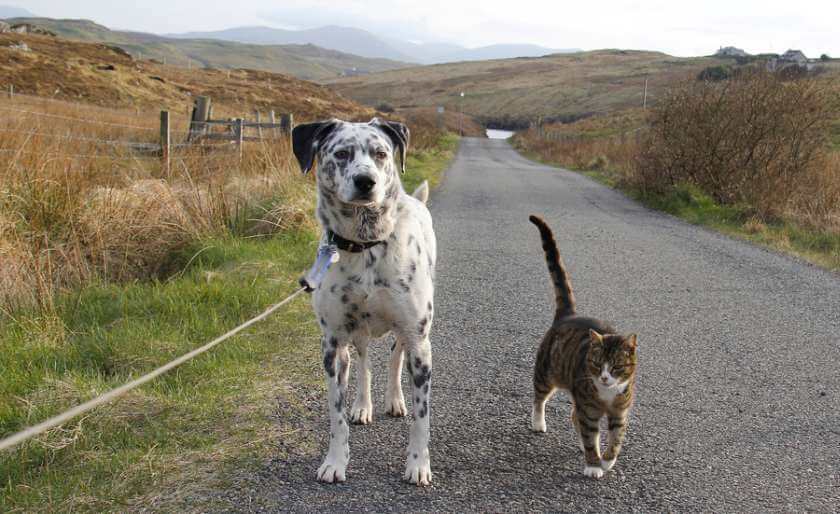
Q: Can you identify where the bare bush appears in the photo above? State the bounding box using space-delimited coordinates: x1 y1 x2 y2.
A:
635 70 833 219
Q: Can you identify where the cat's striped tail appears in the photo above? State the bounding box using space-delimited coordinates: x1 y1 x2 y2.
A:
529 215 576 318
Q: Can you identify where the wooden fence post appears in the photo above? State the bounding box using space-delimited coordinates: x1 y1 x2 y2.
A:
8 85 13 99
188 96 211 142
281 113 294 147
254 111 263 139
235 118 244 160
269 110 277 138
160 110 170 174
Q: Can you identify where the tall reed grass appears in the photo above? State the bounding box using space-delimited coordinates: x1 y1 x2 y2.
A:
0 94 315 314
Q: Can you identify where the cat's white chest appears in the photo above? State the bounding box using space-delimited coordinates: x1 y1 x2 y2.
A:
594 380 628 405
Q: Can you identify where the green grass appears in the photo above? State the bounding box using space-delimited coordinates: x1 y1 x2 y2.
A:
0 231 324 511
631 183 840 270
513 137 840 271
0 133 459 512
402 133 460 193
585 170 840 271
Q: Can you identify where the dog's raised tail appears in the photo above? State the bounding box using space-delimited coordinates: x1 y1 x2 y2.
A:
412 180 429 204
529 215 576 318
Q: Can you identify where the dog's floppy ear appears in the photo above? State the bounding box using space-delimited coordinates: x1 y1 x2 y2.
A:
292 120 339 174
370 118 410 173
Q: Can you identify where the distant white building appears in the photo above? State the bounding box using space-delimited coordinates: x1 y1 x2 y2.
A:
716 46 748 58
779 49 808 64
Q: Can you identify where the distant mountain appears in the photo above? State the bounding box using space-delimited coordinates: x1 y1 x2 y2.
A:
0 5 34 18
441 44 580 62
168 25 416 63
5 18 411 81
167 25 580 64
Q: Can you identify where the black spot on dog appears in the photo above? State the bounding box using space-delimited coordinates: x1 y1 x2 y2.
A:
329 337 338 347
408 234 415 244
320 317 327 327
341 294 349 304
335 392 344 411
338 419 343 425
413 364 431 388
390 340 397 352
398 279 411 292
365 252 377 268
410 262 417 273
341 283 353 293
350 303 360 313
413 453 418 459
423 383 429 394
374 276 390 288
323 351 336 377
361 312 371 320
330 284 338 294
416 242 422 256
340 266 346 273
345 315 358 333
418 316 428 335
427 301 433 311
348 275 362 284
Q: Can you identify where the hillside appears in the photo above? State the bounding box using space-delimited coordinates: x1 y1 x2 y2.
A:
167 24 578 64
3 18 411 80
0 32 372 120
329 50 728 126
169 25 417 63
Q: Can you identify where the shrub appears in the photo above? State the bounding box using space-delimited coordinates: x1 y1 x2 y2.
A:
375 102 395 113
820 54 831 62
635 69 833 219
697 65 733 82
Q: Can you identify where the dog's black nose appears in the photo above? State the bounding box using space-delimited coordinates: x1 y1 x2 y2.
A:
353 174 376 193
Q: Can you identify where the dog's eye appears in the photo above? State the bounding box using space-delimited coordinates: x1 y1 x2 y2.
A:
375 150 387 159
335 150 350 160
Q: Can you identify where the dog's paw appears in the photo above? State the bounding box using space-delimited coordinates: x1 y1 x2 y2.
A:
385 396 407 417
317 458 348 484
404 455 432 486
601 458 617 471
583 465 604 479
350 402 373 425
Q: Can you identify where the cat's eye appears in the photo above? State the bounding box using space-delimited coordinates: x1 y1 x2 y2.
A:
335 150 350 159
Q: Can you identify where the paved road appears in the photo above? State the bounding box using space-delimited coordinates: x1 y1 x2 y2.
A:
237 137 840 511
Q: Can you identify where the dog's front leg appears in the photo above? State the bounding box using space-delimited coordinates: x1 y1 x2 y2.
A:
385 335 407 417
404 336 433 485
317 335 351 483
349 339 373 424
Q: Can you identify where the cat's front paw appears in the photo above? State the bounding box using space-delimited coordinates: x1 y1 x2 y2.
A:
531 406 547 432
584 465 604 479
601 458 617 471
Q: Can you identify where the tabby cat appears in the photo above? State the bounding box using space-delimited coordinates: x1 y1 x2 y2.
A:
528 215 638 479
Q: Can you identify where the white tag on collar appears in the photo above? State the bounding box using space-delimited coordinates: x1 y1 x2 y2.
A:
300 244 340 292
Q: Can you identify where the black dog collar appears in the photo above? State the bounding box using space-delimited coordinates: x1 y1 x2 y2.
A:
327 230 385 253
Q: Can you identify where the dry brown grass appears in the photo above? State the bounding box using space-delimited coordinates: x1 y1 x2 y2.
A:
0 93 316 313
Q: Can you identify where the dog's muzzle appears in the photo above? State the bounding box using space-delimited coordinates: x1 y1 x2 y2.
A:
353 174 376 200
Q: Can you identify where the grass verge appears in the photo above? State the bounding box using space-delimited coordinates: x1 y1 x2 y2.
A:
528 148 840 271
402 133 460 193
0 132 459 511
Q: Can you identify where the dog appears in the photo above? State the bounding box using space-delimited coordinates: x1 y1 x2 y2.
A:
292 118 436 486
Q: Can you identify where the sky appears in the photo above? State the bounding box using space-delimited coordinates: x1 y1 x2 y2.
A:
11 0 840 57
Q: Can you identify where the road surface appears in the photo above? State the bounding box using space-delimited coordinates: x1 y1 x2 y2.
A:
226 137 840 512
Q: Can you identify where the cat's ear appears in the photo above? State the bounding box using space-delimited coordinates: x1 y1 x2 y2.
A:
625 334 638 352
589 329 604 345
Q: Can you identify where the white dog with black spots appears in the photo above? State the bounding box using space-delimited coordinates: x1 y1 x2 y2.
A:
292 118 436 486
